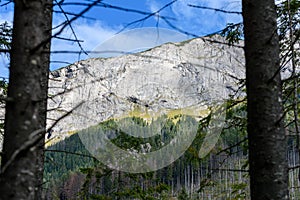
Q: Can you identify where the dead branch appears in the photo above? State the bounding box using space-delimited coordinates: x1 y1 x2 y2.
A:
188 4 242 15
0 101 85 174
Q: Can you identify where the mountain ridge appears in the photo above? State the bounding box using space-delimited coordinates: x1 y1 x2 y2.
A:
47 35 245 144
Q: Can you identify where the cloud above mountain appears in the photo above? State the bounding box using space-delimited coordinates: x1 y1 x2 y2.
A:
146 0 242 35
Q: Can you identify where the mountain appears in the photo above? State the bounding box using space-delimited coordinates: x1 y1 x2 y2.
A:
46 35 245 144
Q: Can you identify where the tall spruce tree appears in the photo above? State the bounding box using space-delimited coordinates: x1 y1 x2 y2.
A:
0 0 52 199
242 0 289 199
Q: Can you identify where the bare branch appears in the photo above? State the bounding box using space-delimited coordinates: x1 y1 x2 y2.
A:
60 1 174 20
289 164 300 170
211 168 249 172
0 0 12 7
0 101 85 174
116 0 178 34
216 137 248 155
46 101 85 133
45 149 97 160
188 4 242 15
52 10 96 20
53 36 84 42
163 18 244 48
0 49 10 53
50 60 73 65
54 0 88 56
0 128 45 174
32 0 101 53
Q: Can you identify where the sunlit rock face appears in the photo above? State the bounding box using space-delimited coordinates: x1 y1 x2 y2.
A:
46 36 245 143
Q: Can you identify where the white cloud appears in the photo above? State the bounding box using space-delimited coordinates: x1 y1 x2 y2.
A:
50 17 121 70
50 17 190 70
144 0 242 35
170 0 242 35
146 0 161 13
0 11 189 72
91 27 189 58
0 0 243 74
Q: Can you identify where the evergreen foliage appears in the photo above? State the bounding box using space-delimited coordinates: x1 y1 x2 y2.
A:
44 107 249 199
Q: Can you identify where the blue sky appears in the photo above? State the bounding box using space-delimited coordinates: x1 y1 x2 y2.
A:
0 0 242 78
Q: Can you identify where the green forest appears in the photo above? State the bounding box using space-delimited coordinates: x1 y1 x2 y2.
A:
43 93 299 199
44 103 250 199
0 0 299 200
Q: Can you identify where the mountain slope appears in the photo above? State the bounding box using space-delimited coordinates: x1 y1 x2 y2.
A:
46 35 245 143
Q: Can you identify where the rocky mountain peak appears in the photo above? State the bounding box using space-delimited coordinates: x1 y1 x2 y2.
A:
46 36 245 144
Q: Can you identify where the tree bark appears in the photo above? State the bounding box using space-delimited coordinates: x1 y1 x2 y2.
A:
242 0 289 199
0 0 52 199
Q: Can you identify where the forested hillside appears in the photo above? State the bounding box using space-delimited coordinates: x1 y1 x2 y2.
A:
43 70 299 199
44 102 250 199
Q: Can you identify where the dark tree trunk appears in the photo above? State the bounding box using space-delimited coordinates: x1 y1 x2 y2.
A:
242 0 289 199
0 0 52 199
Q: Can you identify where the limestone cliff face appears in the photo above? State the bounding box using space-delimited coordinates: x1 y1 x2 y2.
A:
47 36 245 143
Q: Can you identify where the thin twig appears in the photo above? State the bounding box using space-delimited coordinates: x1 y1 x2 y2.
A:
0 101 85 174
45 149 97 160
54 0 88 56
188 4 242 15
0 129 45 174
32 0 101 53
216 137 248 155
116 0 178 34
